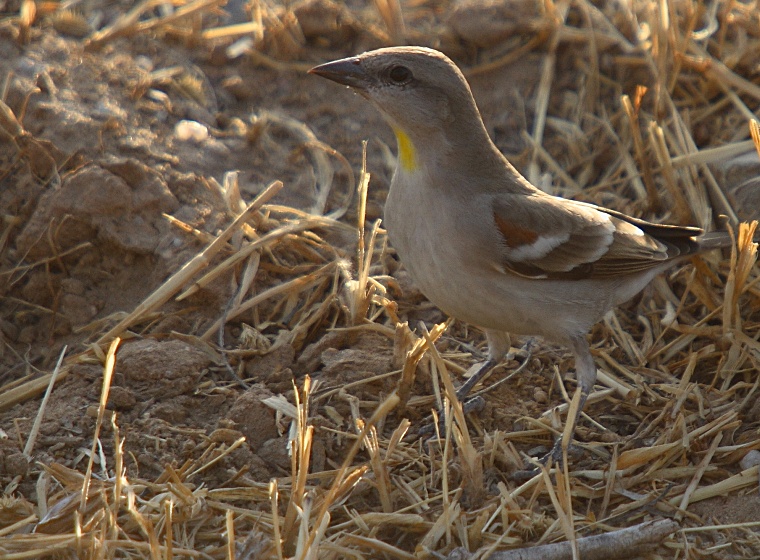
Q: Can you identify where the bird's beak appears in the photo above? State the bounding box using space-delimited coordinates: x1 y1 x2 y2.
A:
309 57 370 90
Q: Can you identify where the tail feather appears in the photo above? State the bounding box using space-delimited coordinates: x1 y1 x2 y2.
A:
695 227 760 252
695 231 734 251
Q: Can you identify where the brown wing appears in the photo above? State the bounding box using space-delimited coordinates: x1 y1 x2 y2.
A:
492 194 703 280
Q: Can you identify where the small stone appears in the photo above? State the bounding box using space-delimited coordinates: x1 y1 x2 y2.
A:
5 453 30 477
739 450 760 470
174 120 209 143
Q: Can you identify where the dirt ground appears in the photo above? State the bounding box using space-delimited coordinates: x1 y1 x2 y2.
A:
1 0 760 558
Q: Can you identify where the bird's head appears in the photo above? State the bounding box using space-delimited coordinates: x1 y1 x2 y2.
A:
310 47 489 172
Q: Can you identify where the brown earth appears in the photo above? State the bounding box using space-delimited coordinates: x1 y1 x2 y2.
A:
1 1 760 558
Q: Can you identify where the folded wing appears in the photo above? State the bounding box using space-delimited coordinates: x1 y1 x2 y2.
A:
491 193 703 280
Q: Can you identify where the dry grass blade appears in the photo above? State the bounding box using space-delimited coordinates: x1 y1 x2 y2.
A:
201 20 264 41
250 112 337 216
373 0 405 43
668 466 759 506
670 140 756 167
396 321 446 410
363 424 393 513
344 143 385 325
308 392 400 542
693 50 760 101
621 91 660 209
79 338 119 512
200 260 337 340
18 0 36 44
539 465 577 558
723 221 758 333
281 377 314 551
425 327 483 502
647 121 694 223
750 119 760 158
675 431 723 520
22 346 66 458
0 96 25 137
0 373 67 413
86 0 226 48
177 216 325 301
527 0 569 184
96 181 282 343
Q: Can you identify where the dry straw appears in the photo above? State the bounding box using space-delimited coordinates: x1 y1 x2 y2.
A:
2 0 760 559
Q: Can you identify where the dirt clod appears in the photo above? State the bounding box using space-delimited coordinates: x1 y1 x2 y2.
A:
116 338 211 398
225 384 280 452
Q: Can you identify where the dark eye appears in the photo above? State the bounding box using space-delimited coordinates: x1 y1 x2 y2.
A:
388 65 412 84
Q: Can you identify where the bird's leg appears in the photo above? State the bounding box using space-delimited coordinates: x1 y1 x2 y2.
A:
455 360 497 401
418 330 512 437
455 330 511 401
545 334 596 463
511 336 596 478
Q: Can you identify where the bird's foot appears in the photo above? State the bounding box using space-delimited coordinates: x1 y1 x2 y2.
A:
415 342 534 439
510 437 585 481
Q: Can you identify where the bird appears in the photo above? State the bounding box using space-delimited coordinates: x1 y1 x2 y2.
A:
309 46 735 460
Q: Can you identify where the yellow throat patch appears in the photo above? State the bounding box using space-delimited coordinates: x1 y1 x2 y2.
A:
393 128 417 172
